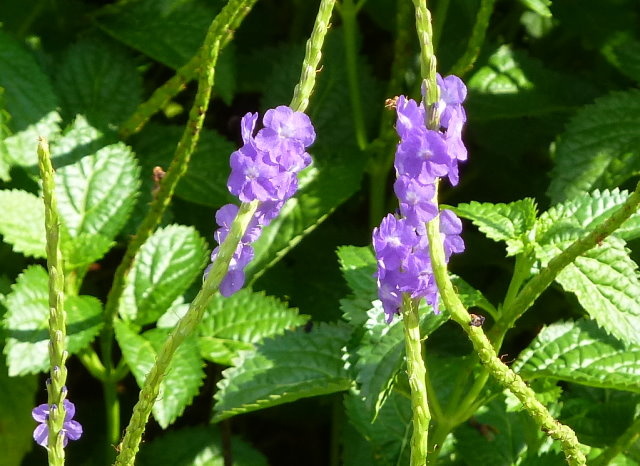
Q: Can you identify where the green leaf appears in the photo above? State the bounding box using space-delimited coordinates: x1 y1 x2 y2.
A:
213 322 353 422
536 188 640 242
518 0 552 18
515 319 640 392
0 190 45 258
0 354 37 466
131 124 236 207
467 45 596 120
534 233 640 345
55 36 142 128
51 115 113 167
188 289 308 366
114 321 205 428
455 199 537 255
96 0 219 69
3 266 103 376
602 32 640 84
61 232 114 269
344 390 411 466
337 246 377 327
119 225 208 326
138 426 268 466
56 142 141 240
547 89 640 203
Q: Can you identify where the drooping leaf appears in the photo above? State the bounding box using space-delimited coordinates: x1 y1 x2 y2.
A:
467 45 596 120
55 36 142 129
0 354 37 466
95 0 219 69
3 266 103 376
119 225 208 326
0 190 45 258
213 323 353 422
515 319 640 393
55 142 141 241
138 426 268 466
114 321 205 428
547 89 640 203
455 199 537 255
188 289 308 366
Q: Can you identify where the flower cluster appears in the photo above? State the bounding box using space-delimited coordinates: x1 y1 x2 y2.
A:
374 74 467 321
207 106 315 296
32 398 83 448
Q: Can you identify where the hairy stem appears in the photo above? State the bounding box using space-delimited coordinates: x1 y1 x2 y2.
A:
38 137 69 466
448 0 496 77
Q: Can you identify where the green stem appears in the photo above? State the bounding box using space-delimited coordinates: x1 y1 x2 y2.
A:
114 201 259 466
411 0 439 128
339 0 368 150
426 201 587 466
448 0 496 77
290 0 336 113
402 295 430 466
592 414 640 466
432 0 451 52
37 137 69 466
103 380 120 463
76 347 106 381
490 181 640 343
118 0 257 139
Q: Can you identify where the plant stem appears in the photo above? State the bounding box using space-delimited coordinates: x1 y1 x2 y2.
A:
490 181 640 343
591 414 640 466
425 204 587 466
448 0 497 77
338 0 368 150
402 295 430 466
118 0 257 139
37 137 68 466
114 201 259 466
411 0 439 130
432 0 451 52
290 0 336 113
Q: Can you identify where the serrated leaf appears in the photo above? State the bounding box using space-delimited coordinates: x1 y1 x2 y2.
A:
131 124 236 207
0 190 45 258
344 390 411 466
61 233 114 269
3 266 103 376
455 199 537 255
213 323 352 422
114 321 205 428
515 319 640 392
96 0 219 69
0 355 37 466
535 235 640 345
56 142 140 240
536 188 640 242
337 246 377 327
119 225 208 326
548 89 640 203
467 45 596 120
50 115 113 167
55 36 142 129
138 426 268 466
191 289 308 365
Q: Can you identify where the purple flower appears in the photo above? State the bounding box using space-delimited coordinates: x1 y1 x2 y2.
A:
395 96 426 140
435 73 467 129
32 399 82 448
394 175 438 226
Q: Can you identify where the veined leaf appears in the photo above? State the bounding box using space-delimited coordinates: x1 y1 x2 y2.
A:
3 266 103 376
337 246 377 327
114 321 205 428
0 190 45 258
455 199 537 255
119 225 208 326
547 89 640 203
193 289 308 366
515 319 640 393
213 322 353 422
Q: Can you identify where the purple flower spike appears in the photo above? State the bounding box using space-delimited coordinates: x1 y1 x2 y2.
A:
256 105 316 155
32 399 83 448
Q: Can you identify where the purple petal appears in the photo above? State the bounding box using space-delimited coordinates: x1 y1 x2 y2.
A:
33 423 49 447
62 399 75 420
64 420 83 441
32 404 49 423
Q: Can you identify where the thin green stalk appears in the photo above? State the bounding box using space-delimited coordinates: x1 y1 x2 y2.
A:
338 0 368 150
432 0 451 52
448 0 496 77
591 414 640 466
76 347 106 381
411 0 439 129
115 201 259 466
402 295 430 466
426 203 587 466
38 137 69 466
290 0 336 113
490 181 640 343
118 0 257 139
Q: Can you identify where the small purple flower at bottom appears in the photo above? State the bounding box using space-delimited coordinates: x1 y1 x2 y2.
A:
32 399 82 448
